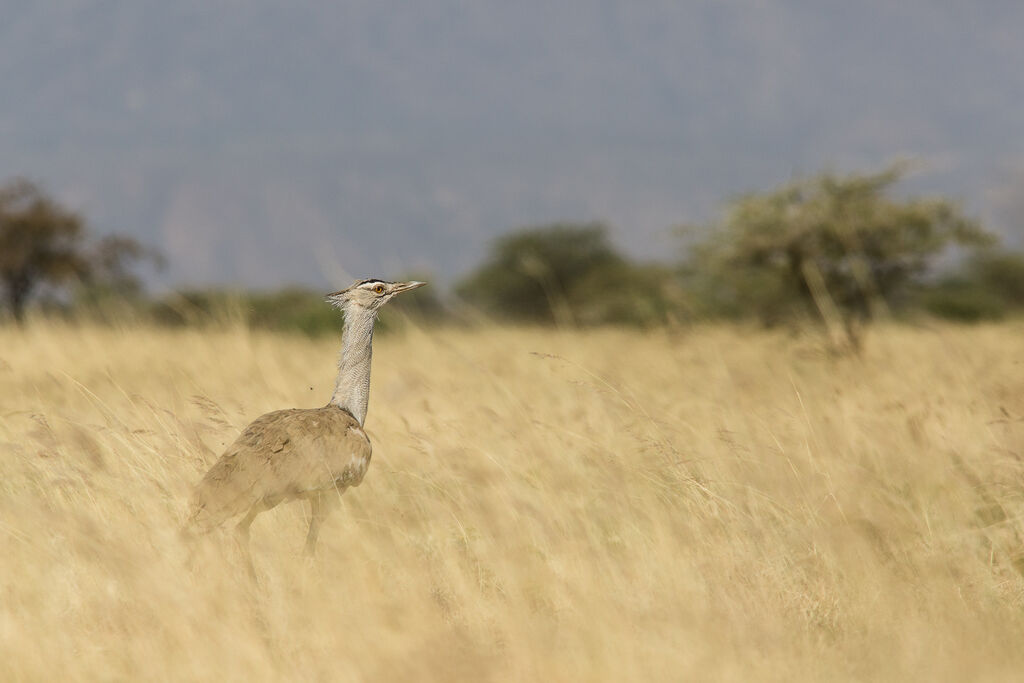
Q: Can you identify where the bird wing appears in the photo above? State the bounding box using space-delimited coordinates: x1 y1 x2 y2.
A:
263 406 373 492
186 406 371 531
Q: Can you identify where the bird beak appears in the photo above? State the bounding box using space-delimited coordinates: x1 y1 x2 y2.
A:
392 281 427 294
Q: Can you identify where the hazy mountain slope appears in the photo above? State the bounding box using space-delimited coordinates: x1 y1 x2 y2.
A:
1 1 1022 286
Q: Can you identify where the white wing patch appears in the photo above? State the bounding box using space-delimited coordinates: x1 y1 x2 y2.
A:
341 423 372 486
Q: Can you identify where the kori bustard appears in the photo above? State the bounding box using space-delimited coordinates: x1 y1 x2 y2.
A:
185 278 425 561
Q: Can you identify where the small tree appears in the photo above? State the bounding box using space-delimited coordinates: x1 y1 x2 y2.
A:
0 178 161 323
0 179 89 322
457 223 675 326
920 250 1024 321
457 223 624 325
686 165 993 348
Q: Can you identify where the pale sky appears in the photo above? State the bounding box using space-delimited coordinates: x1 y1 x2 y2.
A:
2 1 1022 287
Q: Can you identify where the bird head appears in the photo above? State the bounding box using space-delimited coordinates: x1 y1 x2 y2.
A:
326 279 427 312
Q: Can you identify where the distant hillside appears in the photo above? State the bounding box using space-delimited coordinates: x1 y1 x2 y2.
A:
2 1 1022 287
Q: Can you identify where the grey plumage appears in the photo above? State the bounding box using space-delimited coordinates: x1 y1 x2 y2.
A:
185 278 425 561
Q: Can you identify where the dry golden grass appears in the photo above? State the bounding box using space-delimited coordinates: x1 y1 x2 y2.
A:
3 320 1024 681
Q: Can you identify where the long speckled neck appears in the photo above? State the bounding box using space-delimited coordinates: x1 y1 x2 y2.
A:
329 304 377 425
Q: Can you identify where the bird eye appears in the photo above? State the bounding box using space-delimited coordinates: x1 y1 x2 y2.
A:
374 285 385 294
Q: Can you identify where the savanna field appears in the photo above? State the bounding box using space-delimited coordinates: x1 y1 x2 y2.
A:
3 321 1024 681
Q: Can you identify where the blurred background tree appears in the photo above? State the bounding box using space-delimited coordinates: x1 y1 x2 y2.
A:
0 179 90 323
456 222 677 326
4 169 1020 334
74 234 166 320
682 165 994 347
918 250 1024 322
0 178 162 323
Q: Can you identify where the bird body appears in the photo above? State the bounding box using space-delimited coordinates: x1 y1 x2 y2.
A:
184 278 425 561
187 405 370 533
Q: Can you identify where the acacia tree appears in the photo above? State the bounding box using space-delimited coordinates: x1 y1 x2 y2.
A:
456 223 624 325
687 165 993 348
456 222 676 326
0 178 161 323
